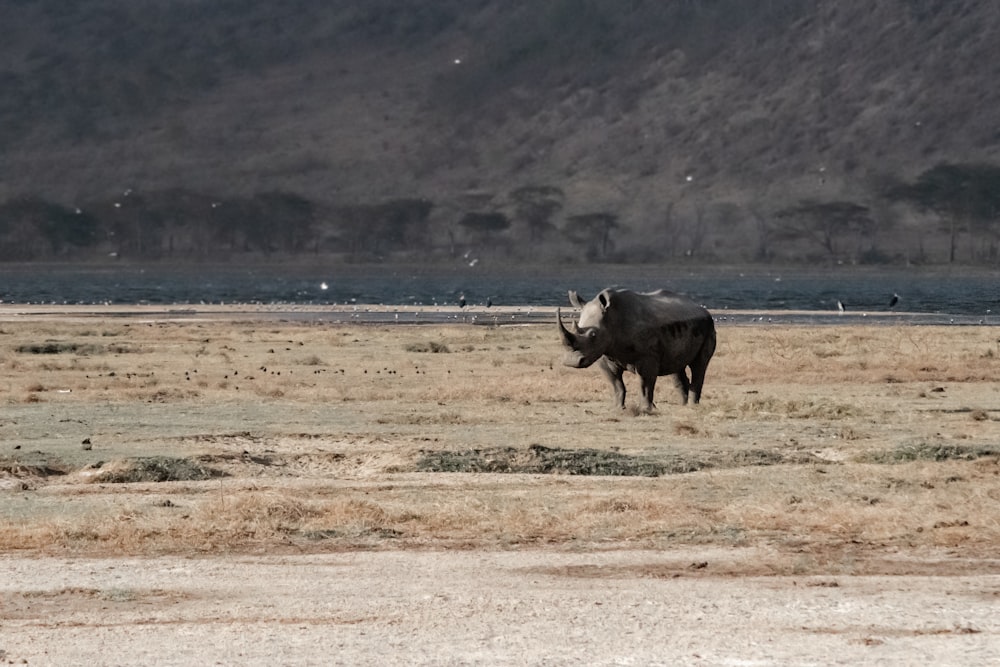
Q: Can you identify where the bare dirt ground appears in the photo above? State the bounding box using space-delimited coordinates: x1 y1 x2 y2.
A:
3 548 999 666
1 305 999 665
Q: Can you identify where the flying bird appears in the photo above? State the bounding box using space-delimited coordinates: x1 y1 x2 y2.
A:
889 293 899 308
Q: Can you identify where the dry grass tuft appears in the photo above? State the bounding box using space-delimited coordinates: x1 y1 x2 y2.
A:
673 421 701 436
404 341 451 353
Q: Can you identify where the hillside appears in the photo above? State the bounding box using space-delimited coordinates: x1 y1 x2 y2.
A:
2 0 1000 264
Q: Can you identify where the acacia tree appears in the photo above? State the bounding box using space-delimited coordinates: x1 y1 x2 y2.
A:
373 198 434 252
509 185 564 242
775 200 874 261
337 198 434 256
253 191 315 253
0 196 98 259
887 163 1000 262
564 212 619 260
458 211 511 250
43 203 99 255
97 192 166 258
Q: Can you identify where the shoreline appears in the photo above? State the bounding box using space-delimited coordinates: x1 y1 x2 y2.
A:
0 302 993 326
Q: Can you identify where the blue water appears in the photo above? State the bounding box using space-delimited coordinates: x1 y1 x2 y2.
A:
0 263 997 323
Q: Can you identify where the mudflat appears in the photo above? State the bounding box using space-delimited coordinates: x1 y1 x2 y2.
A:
1 307 999 665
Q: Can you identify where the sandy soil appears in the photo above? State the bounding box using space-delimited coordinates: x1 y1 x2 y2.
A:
3 547 999 666
2 306 1000 665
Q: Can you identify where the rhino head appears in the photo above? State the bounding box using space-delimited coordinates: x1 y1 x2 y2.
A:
557 289 613 368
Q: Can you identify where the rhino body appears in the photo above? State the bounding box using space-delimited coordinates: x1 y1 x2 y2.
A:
558 288 716 410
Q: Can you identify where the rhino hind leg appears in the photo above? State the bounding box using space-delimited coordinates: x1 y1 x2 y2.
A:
689 365 706 404
673 371 691 405
688 332 716 405
688 352 712 404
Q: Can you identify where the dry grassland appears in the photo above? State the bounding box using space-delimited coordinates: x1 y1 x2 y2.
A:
1 314 999 575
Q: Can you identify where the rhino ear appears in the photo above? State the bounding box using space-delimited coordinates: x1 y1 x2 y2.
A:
597 289 614 311
568 290 585 308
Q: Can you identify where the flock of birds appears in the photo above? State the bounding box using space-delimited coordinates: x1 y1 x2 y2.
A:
836 292 900 313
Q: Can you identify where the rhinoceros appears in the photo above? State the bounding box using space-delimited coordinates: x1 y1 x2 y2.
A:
557 288 716 411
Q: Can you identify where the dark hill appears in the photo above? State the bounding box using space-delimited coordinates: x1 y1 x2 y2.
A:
2 0 999 264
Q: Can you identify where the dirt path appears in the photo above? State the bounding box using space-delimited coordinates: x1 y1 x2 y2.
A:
2 548 998 666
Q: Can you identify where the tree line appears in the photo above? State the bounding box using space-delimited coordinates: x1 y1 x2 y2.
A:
2 162 999 264
0 185 618 262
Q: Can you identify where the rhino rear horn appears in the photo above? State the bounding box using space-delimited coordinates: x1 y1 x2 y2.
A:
568 290 585 308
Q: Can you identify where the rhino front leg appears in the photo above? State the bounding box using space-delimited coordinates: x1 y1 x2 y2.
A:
599 358 627 408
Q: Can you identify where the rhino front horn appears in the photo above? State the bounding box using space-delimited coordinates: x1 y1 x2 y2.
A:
557 308 575 345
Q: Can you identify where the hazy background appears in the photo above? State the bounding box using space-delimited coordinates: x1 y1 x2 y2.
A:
2 0 1000 266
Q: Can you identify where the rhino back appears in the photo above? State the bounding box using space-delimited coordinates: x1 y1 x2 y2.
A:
652 316 714 373
603 290 713 369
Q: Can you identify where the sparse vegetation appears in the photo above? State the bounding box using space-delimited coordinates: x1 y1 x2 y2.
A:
88 457 226 484
857 443 1000 464
0 314 998 562
404 341 451 353
16 342 105 355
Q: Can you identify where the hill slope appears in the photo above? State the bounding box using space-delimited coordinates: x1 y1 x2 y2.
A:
2 0 999 263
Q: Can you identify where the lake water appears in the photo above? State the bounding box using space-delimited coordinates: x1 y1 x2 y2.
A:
1 263 997 325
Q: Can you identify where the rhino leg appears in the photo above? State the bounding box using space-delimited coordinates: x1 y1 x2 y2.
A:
689 365 705 404
634 359 659 411
599 358 627 409
688 330 716 405
673 371 691 405
640 374 658 411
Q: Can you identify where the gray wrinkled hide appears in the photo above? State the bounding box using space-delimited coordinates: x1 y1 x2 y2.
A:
558 288 716 410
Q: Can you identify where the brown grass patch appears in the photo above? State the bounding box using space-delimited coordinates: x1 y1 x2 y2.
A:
0 317 999 570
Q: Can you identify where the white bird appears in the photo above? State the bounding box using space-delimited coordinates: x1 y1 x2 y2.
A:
320 282 328 290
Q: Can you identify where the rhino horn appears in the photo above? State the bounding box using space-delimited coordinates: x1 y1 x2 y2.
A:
557 308 576 346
